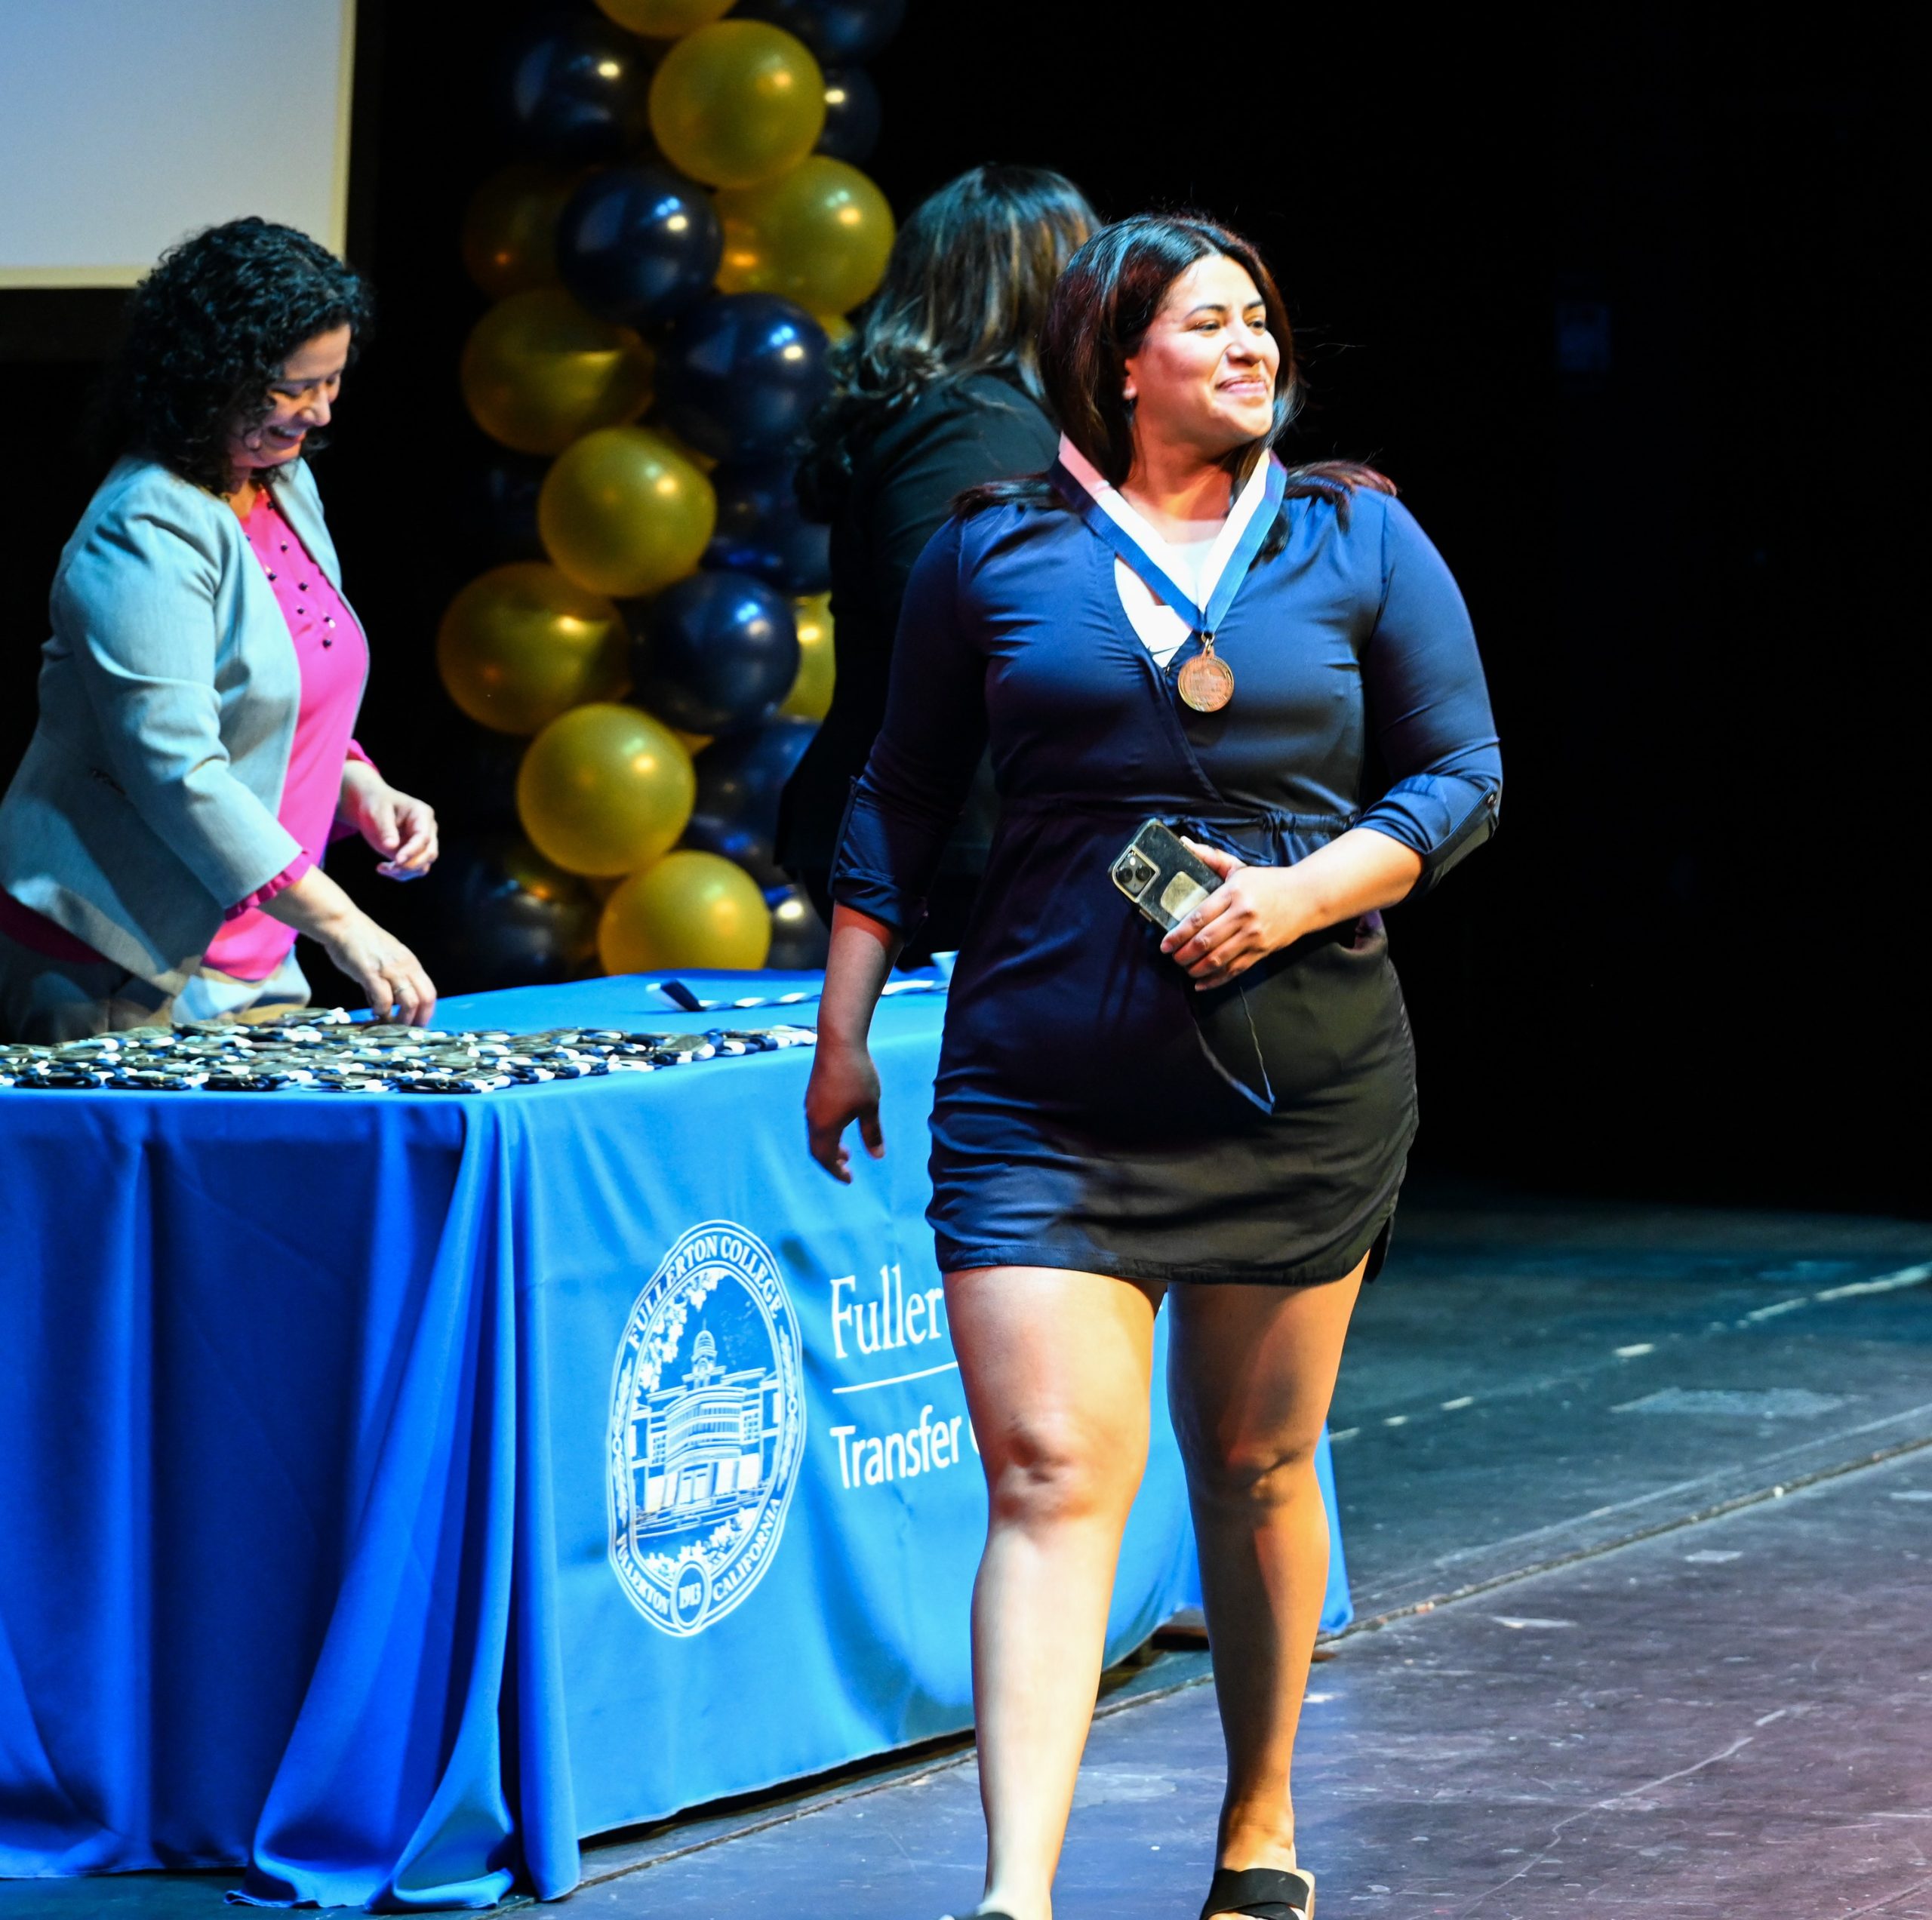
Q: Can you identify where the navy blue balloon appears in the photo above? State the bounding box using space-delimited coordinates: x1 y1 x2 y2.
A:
680 813 786 890
733 0 906 63
764 882 831 968
422 834 599 991
457 450 550 565
556 165 723 331
693 718 819 843
501 14 652 164
815 67 881 164
630 571 800 737
703 460 831 595
654 295 832 463
448 725 529 829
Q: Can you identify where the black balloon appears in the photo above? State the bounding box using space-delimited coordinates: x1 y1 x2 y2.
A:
556 164 723 331
764 882 831 970
419 835 600 992
501 13 652 165
693 718 819 843
654 294 832 463
631 571 800 736
680 812 787 890
703 459 831 594
815 67 881 165
733 0 906 63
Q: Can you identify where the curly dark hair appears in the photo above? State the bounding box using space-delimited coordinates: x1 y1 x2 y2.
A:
97 218 374 495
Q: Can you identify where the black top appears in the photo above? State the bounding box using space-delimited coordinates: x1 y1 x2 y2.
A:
776 372 1057 883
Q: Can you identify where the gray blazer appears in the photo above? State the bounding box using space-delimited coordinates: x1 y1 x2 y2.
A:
0 456 364 992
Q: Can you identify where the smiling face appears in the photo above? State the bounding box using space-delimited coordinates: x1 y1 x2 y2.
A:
226 323 352 479
1121 253 1281 463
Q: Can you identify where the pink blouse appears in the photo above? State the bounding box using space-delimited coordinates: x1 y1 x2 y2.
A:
199 487 373 980
0 486 379 977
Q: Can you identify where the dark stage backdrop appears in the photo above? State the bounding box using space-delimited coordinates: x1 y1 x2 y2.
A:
0 8 1916 1212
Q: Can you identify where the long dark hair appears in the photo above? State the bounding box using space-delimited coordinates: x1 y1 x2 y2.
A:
97 217 373 497
958 211 1391 534
795 165 1097 518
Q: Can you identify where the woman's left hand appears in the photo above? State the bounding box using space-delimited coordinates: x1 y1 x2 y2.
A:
1159 839 1308 991
340 761 440 876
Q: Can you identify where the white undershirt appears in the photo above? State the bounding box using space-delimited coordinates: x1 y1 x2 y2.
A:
1115 543 1217 666
1055 434 1272 672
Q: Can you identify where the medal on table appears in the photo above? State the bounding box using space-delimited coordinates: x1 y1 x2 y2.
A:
1048 436 1288 716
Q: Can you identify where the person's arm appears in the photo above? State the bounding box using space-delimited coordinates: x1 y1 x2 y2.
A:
805 515 987 1177
1164 496 1503 989
257 864 438 1025
57 496 305 905
804 905 900 1181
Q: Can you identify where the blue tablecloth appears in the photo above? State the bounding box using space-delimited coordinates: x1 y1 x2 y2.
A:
0 971 1349 1909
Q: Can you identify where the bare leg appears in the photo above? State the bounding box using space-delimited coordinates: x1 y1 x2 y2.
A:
1168 1257 1365 1912
946 1265 1164 1920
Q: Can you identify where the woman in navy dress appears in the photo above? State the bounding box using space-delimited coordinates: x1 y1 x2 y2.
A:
807 215 1501 1920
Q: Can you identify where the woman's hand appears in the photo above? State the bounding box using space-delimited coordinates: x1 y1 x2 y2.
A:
805 903 901 1180
805 1038 885 1183
315 912 438 1026
1159 839 1311 991
339 761 439 877
259 866 438 1025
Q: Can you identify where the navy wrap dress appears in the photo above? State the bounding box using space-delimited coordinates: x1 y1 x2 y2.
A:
832 481 1503 1286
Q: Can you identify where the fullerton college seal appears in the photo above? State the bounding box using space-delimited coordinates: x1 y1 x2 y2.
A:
608 1221 805 1637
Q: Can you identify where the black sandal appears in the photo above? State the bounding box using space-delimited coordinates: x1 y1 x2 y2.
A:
1198 1864 1315 1920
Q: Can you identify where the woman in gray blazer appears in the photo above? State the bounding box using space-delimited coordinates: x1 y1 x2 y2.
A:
0 220 438 1042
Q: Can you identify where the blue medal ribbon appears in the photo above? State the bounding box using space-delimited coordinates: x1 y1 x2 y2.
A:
1048 452 1288 642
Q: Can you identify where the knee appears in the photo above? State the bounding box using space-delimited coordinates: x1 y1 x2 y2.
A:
1184 1429 1321 1513
984 1413 1144 1530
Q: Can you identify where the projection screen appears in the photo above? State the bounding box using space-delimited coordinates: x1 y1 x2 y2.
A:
0 0 356 289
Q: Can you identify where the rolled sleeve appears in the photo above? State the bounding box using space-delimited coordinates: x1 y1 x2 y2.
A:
223 850 314 920
57 500 301 905
830 515 989 933
1355 499 1503 893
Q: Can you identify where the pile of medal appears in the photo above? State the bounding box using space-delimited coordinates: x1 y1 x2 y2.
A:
0 1006 816 1094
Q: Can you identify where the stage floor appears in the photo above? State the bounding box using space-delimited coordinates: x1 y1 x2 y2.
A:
5 1185 1926 1918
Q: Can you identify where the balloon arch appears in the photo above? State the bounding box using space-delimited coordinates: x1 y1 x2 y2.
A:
435 0 903 983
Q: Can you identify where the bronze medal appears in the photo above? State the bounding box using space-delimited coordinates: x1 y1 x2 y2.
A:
1177 635 1234 713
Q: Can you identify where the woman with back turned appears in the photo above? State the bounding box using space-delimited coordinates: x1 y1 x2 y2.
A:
805 214 1503 1920
0 218 438 1040
778 165 1095 962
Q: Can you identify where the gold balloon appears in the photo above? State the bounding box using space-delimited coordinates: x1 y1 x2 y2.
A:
595 0 734 32
814 311 854 345
781 592 834 721
460 288 653 457
648 22 825 189
599 850 772 974
715 157 896 315
672 728 714 755
516 703 696 877
538 424 717 598
436 563 629 735
460 165 575 300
